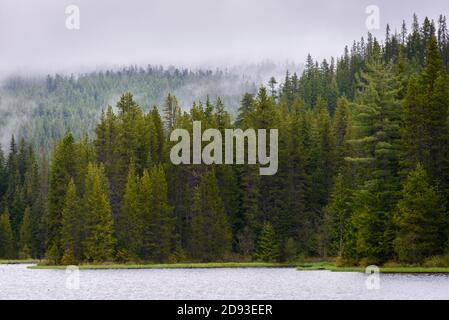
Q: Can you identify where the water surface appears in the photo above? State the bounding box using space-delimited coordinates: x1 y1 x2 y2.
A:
1 264 449 300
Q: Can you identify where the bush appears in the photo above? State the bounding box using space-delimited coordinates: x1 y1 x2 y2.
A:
423 255 449 268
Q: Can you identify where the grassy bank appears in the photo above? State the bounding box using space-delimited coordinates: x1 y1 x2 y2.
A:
0 259 39 264
29 262 297 270
297 262 449 274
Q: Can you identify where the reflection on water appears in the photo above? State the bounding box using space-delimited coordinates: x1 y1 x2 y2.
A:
1 264 449 300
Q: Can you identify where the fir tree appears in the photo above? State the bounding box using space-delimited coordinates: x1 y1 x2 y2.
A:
47 133 77 262
255 222 279 262
190 170 232 262
60 179 81 264
0 210 14 259
394 164 446 264
83 163 116 263
118 162 142 258
18 207 32 259
140 166 174 262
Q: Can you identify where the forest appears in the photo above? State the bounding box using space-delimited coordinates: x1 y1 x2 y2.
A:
0 65 259 152
1 14 449 266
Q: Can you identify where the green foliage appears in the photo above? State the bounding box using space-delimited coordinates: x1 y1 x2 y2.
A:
394 164 447 264
19 207 32 259
190 170 232 262
255 223 279 262
140 166 174 262
118 162 142 258
83 163 116 263
1 14 449 266
60 179 81 264
0 210 14 259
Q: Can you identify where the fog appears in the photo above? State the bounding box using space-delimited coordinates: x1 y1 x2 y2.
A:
1 0 448 77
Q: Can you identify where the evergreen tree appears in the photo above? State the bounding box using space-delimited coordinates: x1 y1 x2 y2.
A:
163 93 180 130
83 163 116 262
255 222 279 262
345 59 402 264
140 166 174 262
60 179 81 264
394 164 446 264
18 207 32 259
324 174 351 256
0 210 14 259
149 106 165 164
401 37 449 190
117 162 142 258
47 133 77 262
190 170 232 261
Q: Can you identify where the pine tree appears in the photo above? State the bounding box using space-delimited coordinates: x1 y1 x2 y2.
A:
60 179 81 264
401 36 449 190
117 162 142 259
394 164 446 264
333 97 352 169
0 210 14 259
324 174 351 256
0 146 7 207
190 170 232 262
149 106 165 164
268 77 277 98
18 207 32 259
140 166 174 262
255 222 279 262
163 93 180 130
83 163 116 263
344 59 402 264
47 133 77 262
235 93 254 128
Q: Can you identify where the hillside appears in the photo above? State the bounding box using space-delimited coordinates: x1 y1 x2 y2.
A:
0 66 261 151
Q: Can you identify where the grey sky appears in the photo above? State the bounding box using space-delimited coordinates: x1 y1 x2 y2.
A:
1 0 448 76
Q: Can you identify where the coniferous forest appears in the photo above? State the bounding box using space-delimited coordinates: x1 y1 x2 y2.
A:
2 14 449 267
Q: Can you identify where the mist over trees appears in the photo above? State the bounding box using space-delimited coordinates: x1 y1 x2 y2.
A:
0 66 260 152
1 14 449 266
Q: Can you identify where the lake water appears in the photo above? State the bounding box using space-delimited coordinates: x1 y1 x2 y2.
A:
1 264 449 300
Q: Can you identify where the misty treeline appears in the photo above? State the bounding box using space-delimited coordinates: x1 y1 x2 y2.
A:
0 66 258 153
1 14 449 266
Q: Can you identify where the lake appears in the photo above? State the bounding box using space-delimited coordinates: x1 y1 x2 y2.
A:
1 264 449 300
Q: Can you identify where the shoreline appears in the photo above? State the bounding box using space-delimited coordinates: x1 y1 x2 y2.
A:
3 260 448 273
297 262 449 274
0 259 39 265
28 262 298 270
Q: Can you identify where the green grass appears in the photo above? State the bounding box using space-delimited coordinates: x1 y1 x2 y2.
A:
29 262 297 270
297 262 449 274
0 259 39 264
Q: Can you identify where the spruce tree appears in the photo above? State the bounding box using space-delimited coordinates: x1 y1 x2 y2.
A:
140 166 173 262
345 59 402 264
60 179 81 264
0 210 14 259
83 163 116 263
191 170 232 262
255 222 279 262
394 164 446 264
402 37 449 190
324 174 351 256
117 162 142 259
19 207 32 259
47 133 77 262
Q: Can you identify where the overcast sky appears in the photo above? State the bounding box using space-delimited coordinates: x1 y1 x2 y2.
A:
1 0 448 77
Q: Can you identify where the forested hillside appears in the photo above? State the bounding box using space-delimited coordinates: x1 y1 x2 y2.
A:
1 14 449 266
0 66 258 151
